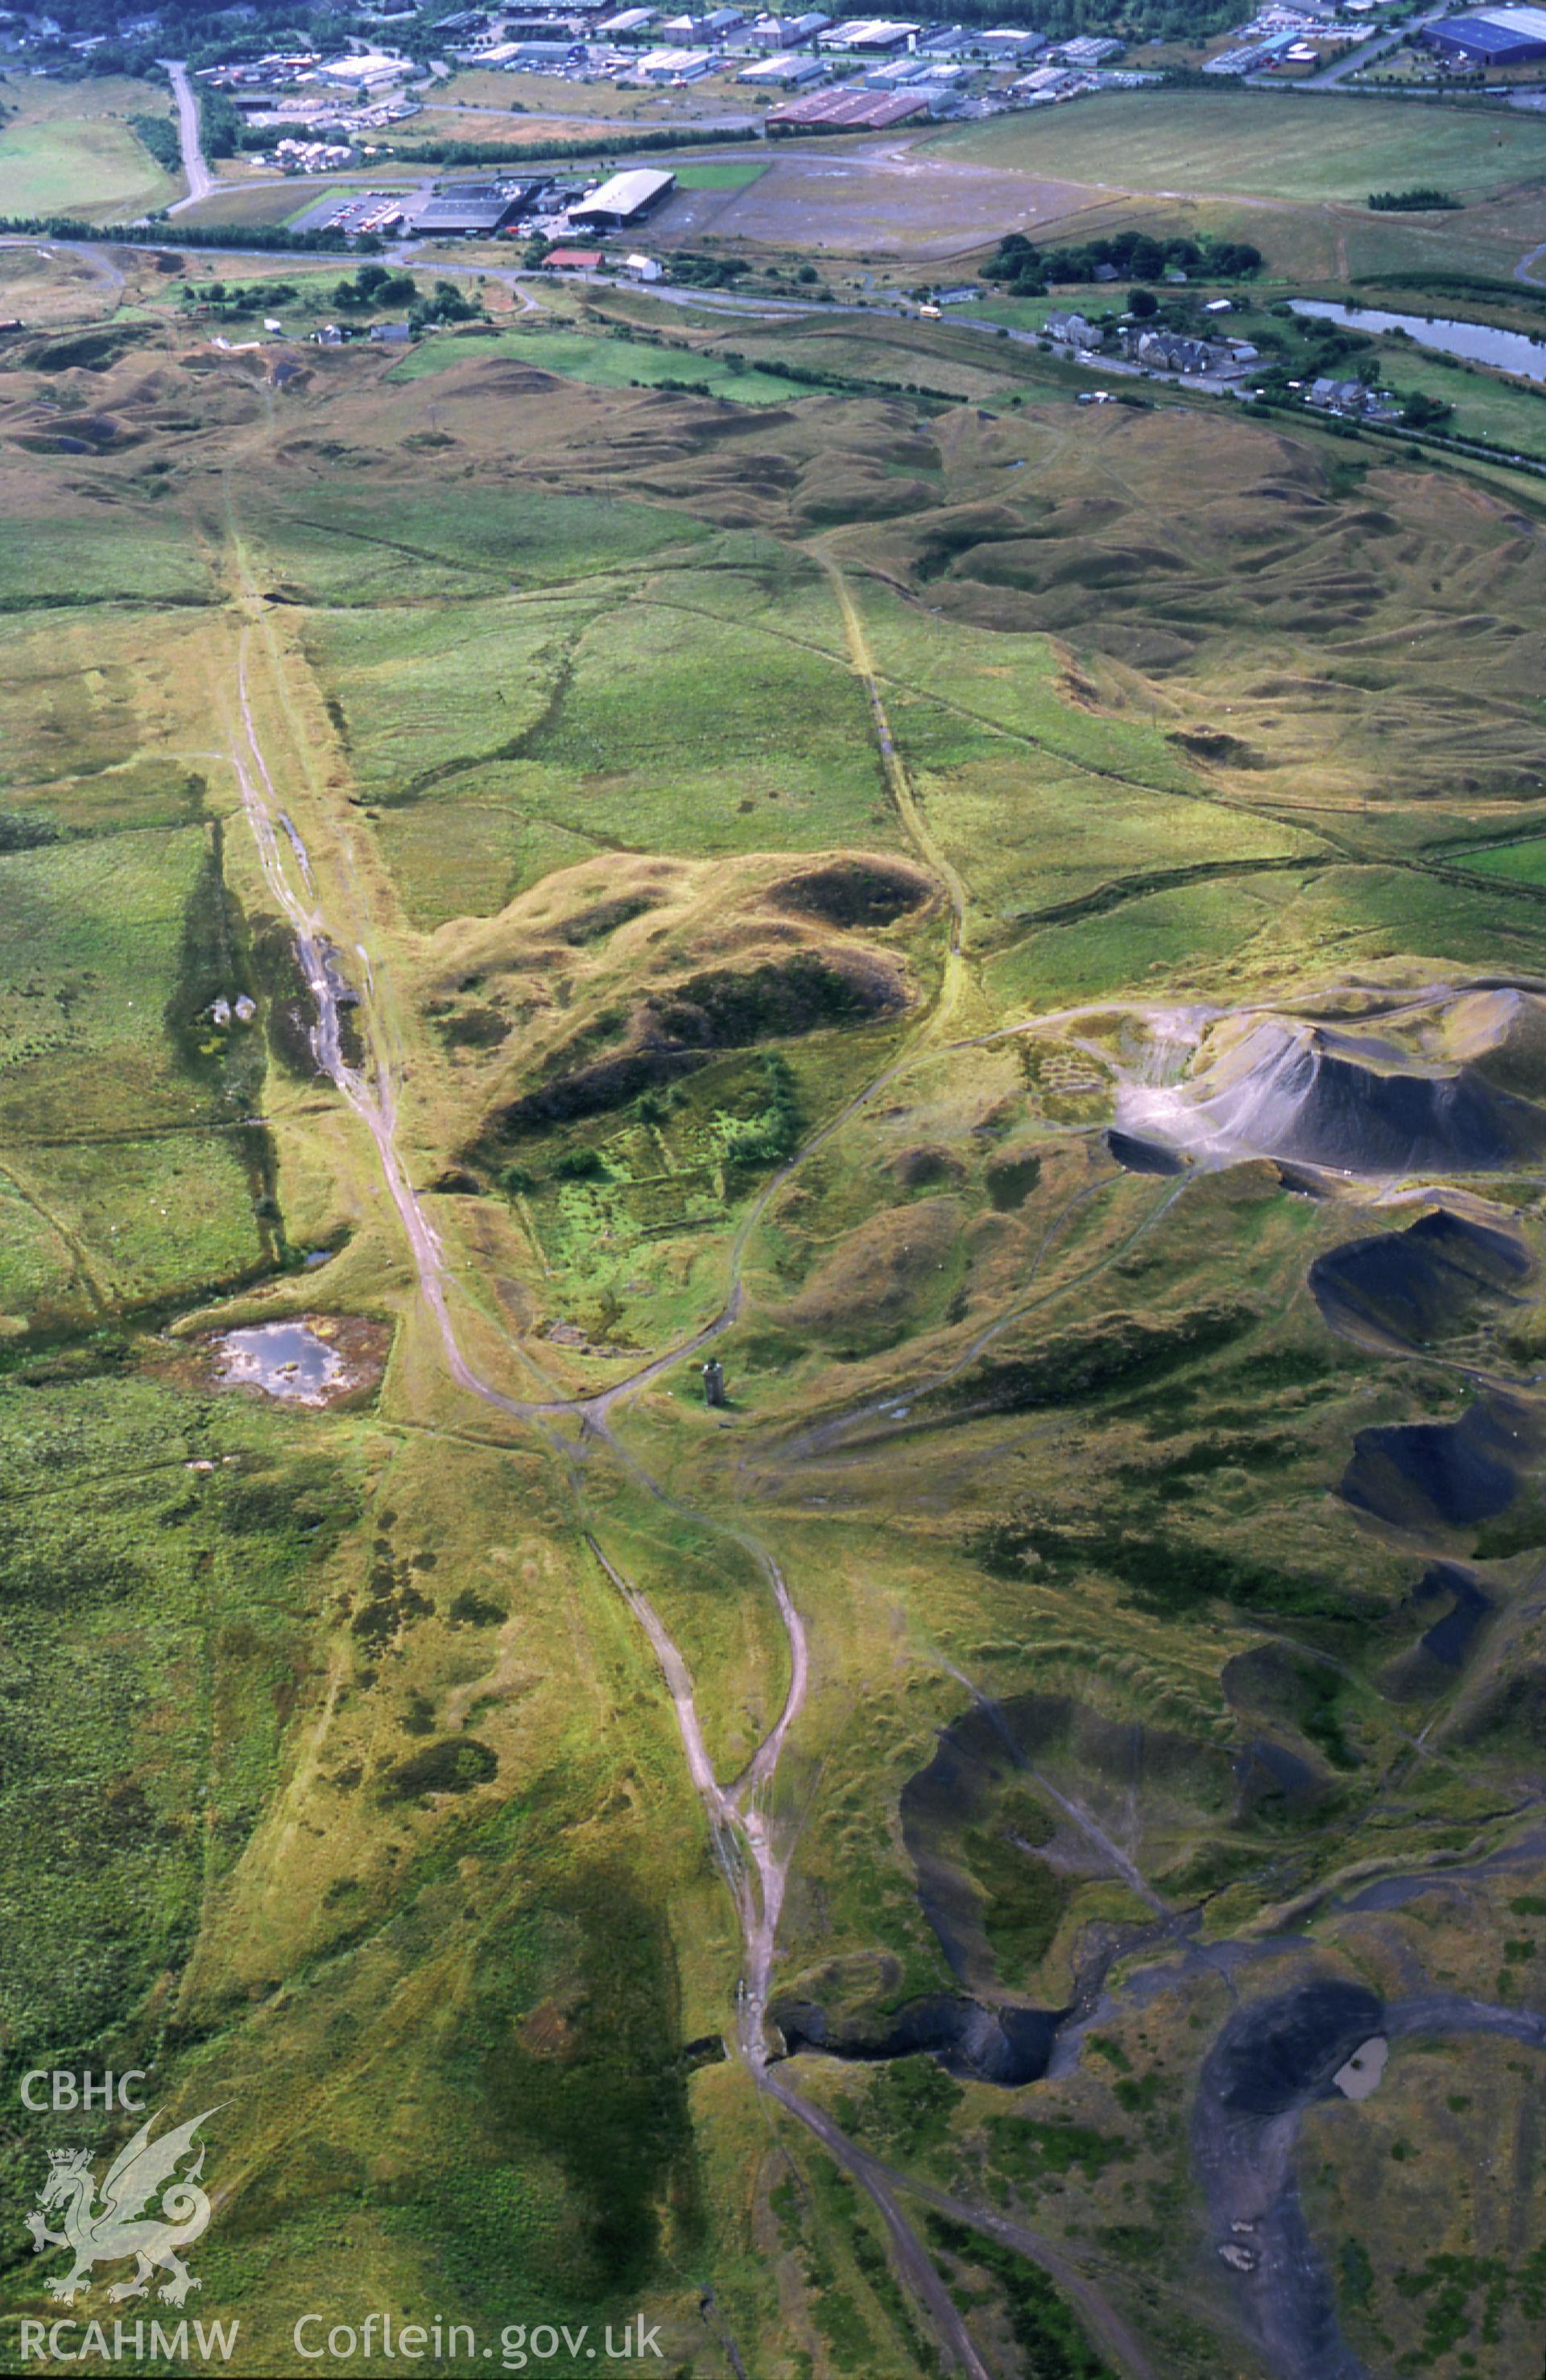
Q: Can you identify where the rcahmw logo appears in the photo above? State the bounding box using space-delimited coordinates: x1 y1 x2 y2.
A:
18 2088 237 2361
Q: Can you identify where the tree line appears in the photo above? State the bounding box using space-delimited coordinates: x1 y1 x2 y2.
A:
982 226 1263 292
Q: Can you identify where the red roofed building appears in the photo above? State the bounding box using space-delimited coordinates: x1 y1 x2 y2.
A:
544 247 605 271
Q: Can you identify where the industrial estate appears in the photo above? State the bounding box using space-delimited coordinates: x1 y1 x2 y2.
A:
2 0 1546 2376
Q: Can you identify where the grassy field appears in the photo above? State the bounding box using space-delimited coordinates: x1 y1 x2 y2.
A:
668 156 771 191
430 65 759 123
1368 338 1546 452
934 89 1546 206
1457 833 1546 884
3 247 1546 2380
387 320 802 402
402 107 638 151
0 73 178 220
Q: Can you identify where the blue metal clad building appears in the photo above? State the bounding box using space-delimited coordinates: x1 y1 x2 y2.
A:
1424 4 1546 59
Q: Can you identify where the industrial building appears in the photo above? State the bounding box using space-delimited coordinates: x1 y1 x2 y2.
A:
635 42 715 72
1420 3 1546 58
414 176 548 234
747 9 829 38
739 46 827 76
570 166 678 228
512 36 589 60
767 81 929 122
318 48 411 85
826 15 920 48
978 24 1044 52
1056 31 1124 61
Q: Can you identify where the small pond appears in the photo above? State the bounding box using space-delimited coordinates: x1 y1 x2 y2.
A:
1288 299 1546 384
216 1320 345 1404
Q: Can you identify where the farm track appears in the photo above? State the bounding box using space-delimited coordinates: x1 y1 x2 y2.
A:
0 1155 110 1312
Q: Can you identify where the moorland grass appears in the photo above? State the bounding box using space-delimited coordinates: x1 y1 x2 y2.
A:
6 256 1546 2374
0 829 226 1133
0 519 210 611
388 323 800 405
305 574 897 911
0 1369 364 2064
260 478 708 601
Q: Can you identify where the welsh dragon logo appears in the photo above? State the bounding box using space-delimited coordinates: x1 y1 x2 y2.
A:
25 2107 218 2308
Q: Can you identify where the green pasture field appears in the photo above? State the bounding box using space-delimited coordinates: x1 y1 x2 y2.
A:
0 1370 358 2041
0 76 179 221
7 1129 267 1316
668 157 771 190
932 89 1546 206
373 800 600 925
858 600 1203 798
0 829 217 1138
985 870 1321 1006
304 564 897 912
734 319 1024 404
255 479 707 601
986 858 1546 1010
386 321 800 403
406 70 758 145
967 291 1063 333
0 516 209 610
302 591 604 811
1370 339 1546 452
0 818 272 1317
1461 835 1546 884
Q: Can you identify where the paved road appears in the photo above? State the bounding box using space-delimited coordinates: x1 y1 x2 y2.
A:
1302 26 1406 85
1299 4 1447 85
163 61 216 212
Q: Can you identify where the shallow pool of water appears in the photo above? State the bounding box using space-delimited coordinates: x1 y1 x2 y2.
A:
1288 300 1546 384
217 1320 345 1403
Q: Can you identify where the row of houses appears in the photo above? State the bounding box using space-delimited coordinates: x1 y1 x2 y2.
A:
1306 376 1403 421
1045 312 1260 378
